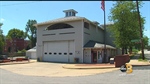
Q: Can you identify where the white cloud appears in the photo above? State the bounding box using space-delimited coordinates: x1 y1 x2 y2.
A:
0 18 5 22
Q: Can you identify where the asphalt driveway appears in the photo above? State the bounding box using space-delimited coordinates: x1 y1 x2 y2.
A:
0 61 119 77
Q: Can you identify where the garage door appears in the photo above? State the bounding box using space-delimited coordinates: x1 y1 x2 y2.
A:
43 40 75 62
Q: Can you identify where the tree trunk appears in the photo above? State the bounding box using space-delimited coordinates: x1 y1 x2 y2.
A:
125 47 128 54
122 47 124 55
129 46 132 54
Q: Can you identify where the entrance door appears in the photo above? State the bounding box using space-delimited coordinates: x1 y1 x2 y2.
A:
92 51 97 63
97 51 103 63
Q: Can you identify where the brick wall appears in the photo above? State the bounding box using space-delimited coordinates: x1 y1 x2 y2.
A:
3 38 30 53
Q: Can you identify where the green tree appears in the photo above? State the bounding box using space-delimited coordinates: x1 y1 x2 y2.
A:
0 35 5 54
6 28 26 39
143 36 149 48
136 36 149 49
0 23 5 54
108 1 145 54
25 19 37 48
134 36 149 50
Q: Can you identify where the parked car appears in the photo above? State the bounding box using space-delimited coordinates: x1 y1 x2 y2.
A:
0 55 4 63
0 55 4 60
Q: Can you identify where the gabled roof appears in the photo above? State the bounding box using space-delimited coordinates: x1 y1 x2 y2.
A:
84 40 116 49
34 16 104 30
84 40 103 48
34 16 85 26
26 46 36 52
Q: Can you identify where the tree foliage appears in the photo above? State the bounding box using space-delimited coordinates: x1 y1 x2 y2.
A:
25 19 37 48
108 1 145 54
0 35 5 54
135 36 149 50
0 23 4 54
143 36 149 48
6 28 26 39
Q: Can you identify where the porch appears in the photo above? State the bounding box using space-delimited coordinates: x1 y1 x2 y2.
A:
83 40 116 63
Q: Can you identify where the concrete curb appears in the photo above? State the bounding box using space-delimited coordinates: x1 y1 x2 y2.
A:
132 64 150 66
129 63 150 66
62 65 116 69
0 60 36 66
62 63 150 69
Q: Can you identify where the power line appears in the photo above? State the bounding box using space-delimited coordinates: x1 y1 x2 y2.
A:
0 1 41 7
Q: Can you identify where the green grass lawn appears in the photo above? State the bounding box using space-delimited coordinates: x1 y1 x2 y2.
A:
138 54 148 62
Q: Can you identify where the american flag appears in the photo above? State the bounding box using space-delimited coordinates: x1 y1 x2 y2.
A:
101 0 105 11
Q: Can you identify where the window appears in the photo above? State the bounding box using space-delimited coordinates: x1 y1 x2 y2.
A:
59 53 62 55
69 53 73 55
64 53 67 55
43 34 56 36
84 22 89 29
59 32 75 35
45 52 47 54
54 53 57 55
72 12 75 16
66 12 69 17
98 51 102 59
69 12 71 16
98 55 100 59
49 52 52 55
47 23 74 30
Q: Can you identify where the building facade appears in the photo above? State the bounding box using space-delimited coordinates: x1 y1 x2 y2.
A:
3 38 30 53
35 9 117 63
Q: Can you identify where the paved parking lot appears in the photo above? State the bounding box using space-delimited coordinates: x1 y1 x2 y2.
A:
0 50 149 84
0 62 119 77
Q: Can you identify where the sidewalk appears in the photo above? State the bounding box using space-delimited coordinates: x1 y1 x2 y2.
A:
62 60 150 69
129 59 150 66
129 52 150 66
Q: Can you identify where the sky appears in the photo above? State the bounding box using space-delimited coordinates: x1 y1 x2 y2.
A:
0 1 150 42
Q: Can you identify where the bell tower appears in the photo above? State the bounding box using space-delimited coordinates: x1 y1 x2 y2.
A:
63 9 78 17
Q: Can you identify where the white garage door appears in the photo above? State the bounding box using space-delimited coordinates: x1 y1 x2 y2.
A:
43 40 75 62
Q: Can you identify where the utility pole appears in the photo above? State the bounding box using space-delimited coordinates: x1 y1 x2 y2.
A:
136 0 145 60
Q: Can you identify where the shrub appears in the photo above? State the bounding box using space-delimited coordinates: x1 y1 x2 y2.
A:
17 50 22 53
132 49 139 54
21 49 26 53
17 49 26 53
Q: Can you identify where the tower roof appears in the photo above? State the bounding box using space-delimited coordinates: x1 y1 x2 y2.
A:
63 9 78 13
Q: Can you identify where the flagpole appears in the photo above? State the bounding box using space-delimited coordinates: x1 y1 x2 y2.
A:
101 0 106 63
103 1 106 63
